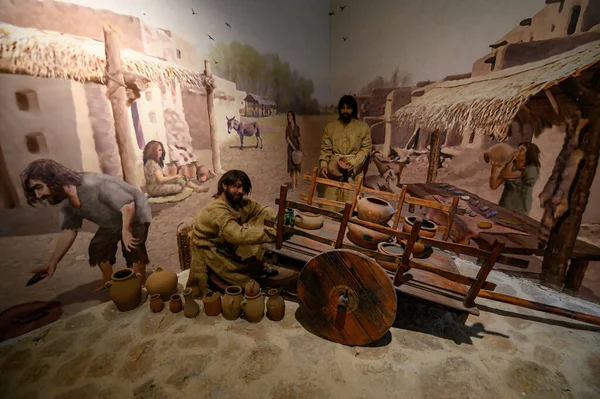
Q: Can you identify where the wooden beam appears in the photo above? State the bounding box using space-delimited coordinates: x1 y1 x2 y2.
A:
336 203 353 249
349 175 363 215
563 259 590 292
103 25 140 188
275 185 288 249
204 60 222 174
545 89 560 116
300 193 346 209
396 218 421 285
445 197 460 241
307 167 319 205
426 130 441 183
392 185 407 229
463 241 504 307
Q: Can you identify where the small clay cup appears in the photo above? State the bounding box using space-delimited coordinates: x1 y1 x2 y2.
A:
149 293 164 313
169 294 183 313
202 291 222 316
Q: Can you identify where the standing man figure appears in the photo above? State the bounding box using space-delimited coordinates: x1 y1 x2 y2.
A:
21 159 152 291
319 95 372 204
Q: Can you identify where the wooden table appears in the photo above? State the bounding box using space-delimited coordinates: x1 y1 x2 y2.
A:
406 183 600 290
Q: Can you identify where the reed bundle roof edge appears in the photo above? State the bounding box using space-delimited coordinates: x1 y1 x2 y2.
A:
0 23 209 90
393 40 600 141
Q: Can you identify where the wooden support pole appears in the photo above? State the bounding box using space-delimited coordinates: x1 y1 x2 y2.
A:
349 175 363 214
444 196 460 241
392 185 407 230
544 89 560 116
426 130 441 183
383 97 393 157
205 60 222 174
394 218 421 285
335 203 353 249
463 240 504 308
275 185 288 250
103 25 140 189
307 167 319 206
563 259 590 293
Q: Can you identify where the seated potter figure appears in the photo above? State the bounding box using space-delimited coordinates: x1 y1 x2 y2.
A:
186 170 297 296
143 140 207 197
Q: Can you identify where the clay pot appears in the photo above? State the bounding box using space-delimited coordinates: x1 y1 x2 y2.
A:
165 162 178 176
169 294 183 313
145 267 178 301
266 289 285 321
149 293 164 313
356 196 397 225
483 143 518 165
186 163 197 179
241 292 265 323
294 210 324 230
222 286 243 320
105 268 142 312
244 280 261 297
402 216 438 238
183 288 200 318
327 155 346 179
377 242 405 256
347 219 392 250
202 291 222 316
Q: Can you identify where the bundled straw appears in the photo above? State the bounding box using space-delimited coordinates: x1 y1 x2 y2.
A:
393 40 600 141
0 23 209 90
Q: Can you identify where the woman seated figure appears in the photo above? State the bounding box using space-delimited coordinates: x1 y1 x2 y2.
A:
143 140 207 197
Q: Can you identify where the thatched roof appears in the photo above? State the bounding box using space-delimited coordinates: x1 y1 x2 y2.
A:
0 23 210 90
244 93 276 106
393 40 600 141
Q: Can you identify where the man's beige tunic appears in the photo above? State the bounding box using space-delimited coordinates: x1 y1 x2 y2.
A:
185 197 277 295
319 118 372 204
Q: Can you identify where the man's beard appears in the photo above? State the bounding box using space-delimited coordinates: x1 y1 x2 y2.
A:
42 192 66 205
340 113 352 123
225 189 243 205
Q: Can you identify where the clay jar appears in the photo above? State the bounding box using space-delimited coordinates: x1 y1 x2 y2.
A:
149 293 164 313
294 210 324 230
165 162 178 176
105 268 142 312
266 289 285 321
327 155 346 180
347 219 392 250
221 286 243 320
242 291 265 323
183 288 200 318
244 280 261 297
169 294 183 313
145 267 178 301
202 291 222 316
402 216 438 238
187 162 198 179
483 143 518 165
356 196 397 225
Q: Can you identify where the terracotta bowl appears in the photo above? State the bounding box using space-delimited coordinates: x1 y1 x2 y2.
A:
347 219 392 250
402 216 438 238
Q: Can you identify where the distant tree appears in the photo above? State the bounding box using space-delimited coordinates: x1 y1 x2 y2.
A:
209 42 321 114
358 67 411 95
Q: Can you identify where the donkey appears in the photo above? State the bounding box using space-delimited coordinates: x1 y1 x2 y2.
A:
226 116 263 150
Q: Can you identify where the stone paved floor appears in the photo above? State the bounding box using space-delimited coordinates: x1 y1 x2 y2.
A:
1 270 599 399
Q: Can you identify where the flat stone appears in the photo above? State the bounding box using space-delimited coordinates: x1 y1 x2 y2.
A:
270 381 330 399
106 332 136 352
504 316 532 330
216 342 247 363
238 343 283 382
121 340 157 381
393 331 445 351
1 349 32 374
18 359 51 384
98 386 131 399
533 345 562 365
585 354 600 391
289 334 336 358
504 358 572 398
40 333 78 358
54 349 94 387
358 361 404 387
172 324 188 334
52 384 99 399
419 356 497 399
165 354 209 386
392 352 409 363
344 345 390 360
83 324 111 347
226 323 268 342
87 352 116 378
176 335 218 350
133 379 168 399
483 335 518 355
63 312 98 331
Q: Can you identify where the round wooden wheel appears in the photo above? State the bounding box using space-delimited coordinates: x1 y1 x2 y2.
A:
297 249 397 346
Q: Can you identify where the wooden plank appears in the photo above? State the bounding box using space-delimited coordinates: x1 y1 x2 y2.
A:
545 89 560 116
427 130 441 183
396 282 480 315
396 218 421 285
275 199 343 220
392 185 407 230
409 260 497 291
300 193 346 209
349 175 363 215
336 203 353 249
275 185 288 249
564 259 590 292
404 195 452 212
463 241 504 307
445 197 459 241
302 175 357 190
307 167 319 205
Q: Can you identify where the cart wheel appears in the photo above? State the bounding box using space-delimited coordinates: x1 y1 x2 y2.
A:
297 249 397 346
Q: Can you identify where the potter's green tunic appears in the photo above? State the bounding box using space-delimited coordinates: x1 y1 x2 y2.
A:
319 119 372 204
499 165 539 215
185 198 277 295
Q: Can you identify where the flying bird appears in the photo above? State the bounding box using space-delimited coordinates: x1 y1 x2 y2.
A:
340 5 347 11
192 8 198 15
343 37 348 41
328 12 335 16
225 22 231 28
214 59 219 65
142 13 146 16
207 34 215 41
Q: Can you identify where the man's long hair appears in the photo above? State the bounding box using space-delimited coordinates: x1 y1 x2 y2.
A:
338 95 358 120
21 159 83 206
143 140 166 168
213 170 252 198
